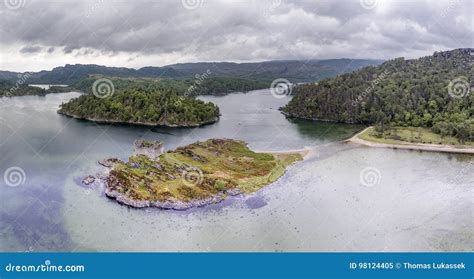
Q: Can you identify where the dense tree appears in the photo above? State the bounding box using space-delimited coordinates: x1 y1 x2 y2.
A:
184 77 269 96
72 76 269 97
58 87 220 127
282 49 473 141
0 80 74 97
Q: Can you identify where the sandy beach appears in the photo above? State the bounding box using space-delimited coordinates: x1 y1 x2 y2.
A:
347 127 474 155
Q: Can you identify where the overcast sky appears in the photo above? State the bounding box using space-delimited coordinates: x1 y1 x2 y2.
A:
0 0 472 72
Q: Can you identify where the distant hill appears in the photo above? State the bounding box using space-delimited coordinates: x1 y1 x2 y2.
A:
0 59 383 85
71 76 269 96
159 59 383 82
282 48 473 141
0 64 181 85
0 73 268 97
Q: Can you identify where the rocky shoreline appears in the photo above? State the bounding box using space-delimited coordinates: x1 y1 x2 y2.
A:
82 168 284 210
81 164 243 210
80 139 247 210
104 187 241 210
58 110 219 128
80 138 302 210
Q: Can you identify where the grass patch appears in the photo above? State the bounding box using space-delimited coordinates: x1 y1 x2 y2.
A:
359 127 473 146
106 139 303 203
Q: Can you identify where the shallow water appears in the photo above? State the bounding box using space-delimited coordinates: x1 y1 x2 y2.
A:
0 90 472 252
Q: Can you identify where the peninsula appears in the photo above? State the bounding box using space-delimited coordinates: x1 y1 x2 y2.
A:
282 49 473 143
347 127 474 154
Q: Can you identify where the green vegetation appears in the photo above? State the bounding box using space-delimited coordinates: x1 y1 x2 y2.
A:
72 76 268 96
58 75 272 127
2 74 268 99
0 80 42 96
0 80 72 97
0 59 382 84
359 127 473 146
186 77 269 96
0 58 378 97
135 139 162 149
58 86 220 127
72 76 189 95
282 49 473 143
105 139 302 205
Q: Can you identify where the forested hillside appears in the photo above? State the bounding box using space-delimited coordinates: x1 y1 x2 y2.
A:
282 49 473 141
0 59 382 85
72 76 268 96
184 77 269 96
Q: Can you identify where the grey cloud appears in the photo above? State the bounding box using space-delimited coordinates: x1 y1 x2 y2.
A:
19 45 42 53
63 46 78 54
0 0 472 70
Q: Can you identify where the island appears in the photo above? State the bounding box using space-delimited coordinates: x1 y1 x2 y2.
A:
85 139 304 209
0 79 74 97
58 87 220 127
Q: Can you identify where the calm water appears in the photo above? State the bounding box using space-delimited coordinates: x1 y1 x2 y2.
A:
28 84 69 90
0 90 472 252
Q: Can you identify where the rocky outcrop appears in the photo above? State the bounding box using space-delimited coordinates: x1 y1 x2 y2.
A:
89 138 303 210
133 139 164 160
104 187 227 210
82 175 95 186
98 158 122 168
